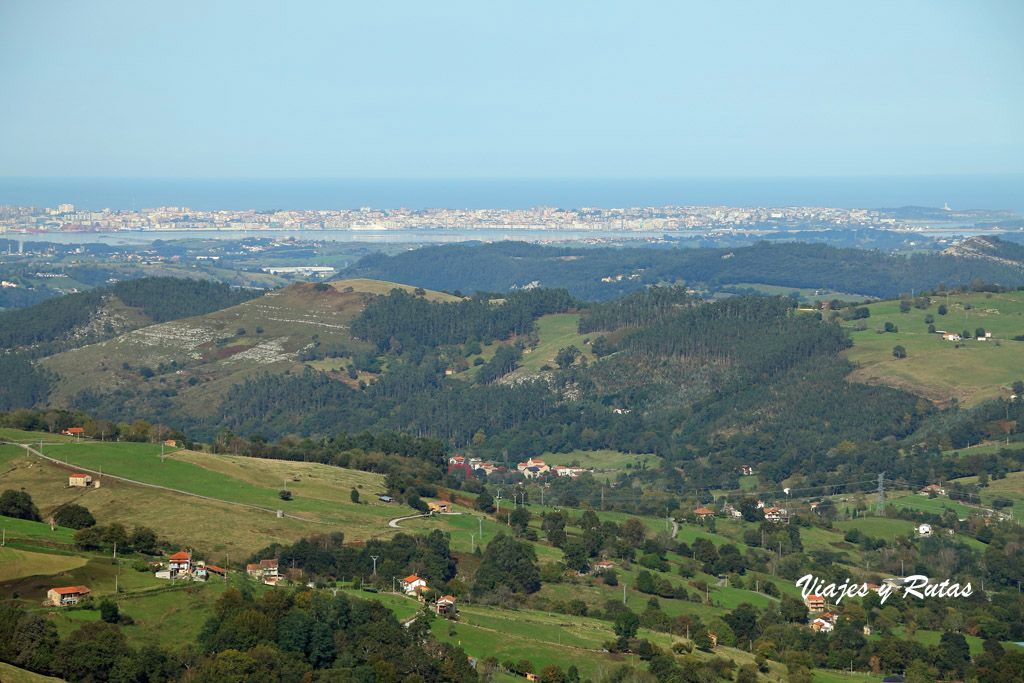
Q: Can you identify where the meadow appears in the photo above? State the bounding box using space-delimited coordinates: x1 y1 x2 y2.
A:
0 439 400 558
842 290 1024 406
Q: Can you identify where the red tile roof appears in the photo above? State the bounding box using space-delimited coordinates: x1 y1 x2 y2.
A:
69 473 89 478
169 551 191 561
693 507 715 515
52 586 90 595
403 574 422 584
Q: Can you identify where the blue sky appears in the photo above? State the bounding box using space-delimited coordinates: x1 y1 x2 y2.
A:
1 0 1021 179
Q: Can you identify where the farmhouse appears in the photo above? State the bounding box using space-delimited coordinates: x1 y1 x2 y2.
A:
61 427 85 437
693 507 715 519
739 465 756 475
593 560 616 573
68 473 92 487
552 465 587 478
811 617 834 633
916 523 933 537
47 585 90 606
517 458 549 474
402 574 428 595
427 501 451 514
804 594 826 612
436 595 458 615
919 484 945 496
168 551 193 577
763 506 787 523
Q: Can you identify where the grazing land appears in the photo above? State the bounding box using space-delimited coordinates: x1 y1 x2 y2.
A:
843 290 1024 406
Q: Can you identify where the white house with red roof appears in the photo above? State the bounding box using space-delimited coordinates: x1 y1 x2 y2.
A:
436 595 457 615
168 551 192 577
920 484 946 496
68 473 92 487
402 574 428 595
516 458 549 474
693 507 715 519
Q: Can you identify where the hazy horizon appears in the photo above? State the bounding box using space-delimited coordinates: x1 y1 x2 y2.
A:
2 174 1022 214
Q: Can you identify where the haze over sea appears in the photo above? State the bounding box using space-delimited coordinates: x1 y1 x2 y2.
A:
1 175 1022 214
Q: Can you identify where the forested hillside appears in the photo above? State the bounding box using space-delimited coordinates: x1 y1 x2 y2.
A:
339 238 1024 300
198 291 927 490
0 277 263 355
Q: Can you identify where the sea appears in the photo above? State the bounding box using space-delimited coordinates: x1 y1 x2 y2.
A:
1 175 1022 214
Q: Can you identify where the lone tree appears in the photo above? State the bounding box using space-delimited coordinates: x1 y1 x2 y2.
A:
53 503 96 529
613 610 639 638
555 345 580 370
0 489 41 521
474 489 495 513
892 345 907 359
350 489 360 504
279 490 292 501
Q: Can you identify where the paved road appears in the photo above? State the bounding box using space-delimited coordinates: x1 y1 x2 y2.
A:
4 440 333 526
388 511 464 528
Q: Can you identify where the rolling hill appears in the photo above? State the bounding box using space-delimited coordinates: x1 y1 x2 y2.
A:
39 279 460 429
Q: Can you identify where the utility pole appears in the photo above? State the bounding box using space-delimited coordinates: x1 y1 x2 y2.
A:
477 516 483 541
495 489 502 514
370 556 378 577
877 472 885 516
469 533 475 552
623 584 626 605
601 486 605 511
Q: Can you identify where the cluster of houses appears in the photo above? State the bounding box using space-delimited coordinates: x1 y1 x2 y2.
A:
400 574 458 615
448 456 590 480
939 331 993 342
704 501 790 524
246 559 280 585
154 551 228 582
803 591 877 635
46 552 230 606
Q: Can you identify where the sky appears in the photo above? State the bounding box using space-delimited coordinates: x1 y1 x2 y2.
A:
1 0 1022 179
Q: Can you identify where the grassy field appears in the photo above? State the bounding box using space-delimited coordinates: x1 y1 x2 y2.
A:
0 428 80 445
0 440 399 558
834 517 919 539
734 282 868 302
40 442 393 525
0 662 65 683
889 493 979 519
539 449 661 472
515 314 596 376
0 547 88 581
843 291 1024 406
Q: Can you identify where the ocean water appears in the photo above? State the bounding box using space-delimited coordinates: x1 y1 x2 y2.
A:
0 175 1021 213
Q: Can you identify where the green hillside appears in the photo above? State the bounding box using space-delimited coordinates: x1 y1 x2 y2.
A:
843 290 1024 406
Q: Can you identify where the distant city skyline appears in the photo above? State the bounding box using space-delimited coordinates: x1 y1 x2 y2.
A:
1 1 1022 180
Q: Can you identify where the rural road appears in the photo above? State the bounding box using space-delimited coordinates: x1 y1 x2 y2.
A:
388 511 464 528
3 440 334 526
